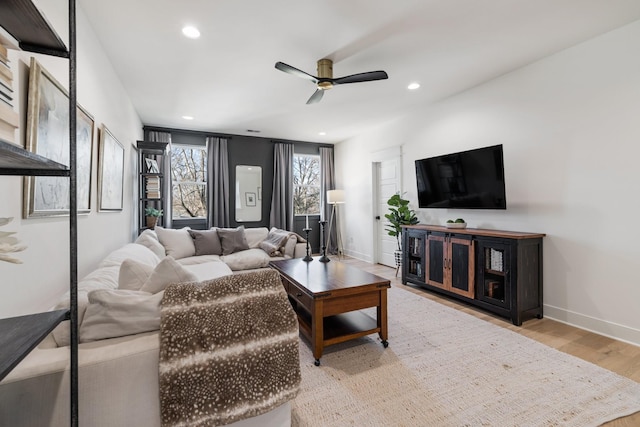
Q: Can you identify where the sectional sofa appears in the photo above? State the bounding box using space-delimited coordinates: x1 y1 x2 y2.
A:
0 226 305 426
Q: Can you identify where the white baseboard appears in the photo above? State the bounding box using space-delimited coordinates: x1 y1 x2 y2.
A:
342 248 372 263
544 304 640 348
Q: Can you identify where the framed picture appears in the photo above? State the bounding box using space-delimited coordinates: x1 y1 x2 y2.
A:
23 58 94 218
145 158 159 173
245 192 256 206
98 125 124 211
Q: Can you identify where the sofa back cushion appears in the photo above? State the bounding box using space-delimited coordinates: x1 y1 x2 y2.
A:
188 229 222 256
155 227 196 259
134 229 166 259
244 227 269 248
99 243 160 268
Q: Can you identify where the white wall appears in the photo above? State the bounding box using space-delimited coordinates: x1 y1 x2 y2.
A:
0 1 142 317
336 20 640 346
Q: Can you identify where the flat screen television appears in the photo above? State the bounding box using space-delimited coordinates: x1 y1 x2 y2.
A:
415 144 506 209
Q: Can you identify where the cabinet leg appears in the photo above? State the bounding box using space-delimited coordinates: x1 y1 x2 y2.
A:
382 340 389 348
314 359 320 366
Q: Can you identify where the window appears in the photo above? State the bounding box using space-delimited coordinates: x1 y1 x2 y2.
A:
293 154 320 215
171 144 207 219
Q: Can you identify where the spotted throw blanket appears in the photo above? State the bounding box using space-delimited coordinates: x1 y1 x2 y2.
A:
159 269 301 427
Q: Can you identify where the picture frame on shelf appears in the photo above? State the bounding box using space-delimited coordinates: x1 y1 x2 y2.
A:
23 58 94 218
98 125 124 211
145 157 159 173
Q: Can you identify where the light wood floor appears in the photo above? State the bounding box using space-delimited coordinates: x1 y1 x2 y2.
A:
334 256 640 426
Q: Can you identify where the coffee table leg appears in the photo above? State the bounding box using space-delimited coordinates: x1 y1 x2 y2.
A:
377 288 389 348
312 300 323 366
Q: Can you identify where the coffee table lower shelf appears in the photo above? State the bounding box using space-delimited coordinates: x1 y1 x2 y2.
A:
295 308 386 358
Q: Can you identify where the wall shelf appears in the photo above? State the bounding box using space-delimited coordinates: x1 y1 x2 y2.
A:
0 0 68 57
0 140 70 176
0 309 68 381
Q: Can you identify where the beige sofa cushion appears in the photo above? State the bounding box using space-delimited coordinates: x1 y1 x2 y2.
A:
244 227 269 248
139 256 197 294
134 229 166 259
221 248 272 271
118 259 154 291
79 290 164 343
155 226 195 259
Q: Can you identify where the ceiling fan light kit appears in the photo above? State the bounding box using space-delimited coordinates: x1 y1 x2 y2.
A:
275 58 388 104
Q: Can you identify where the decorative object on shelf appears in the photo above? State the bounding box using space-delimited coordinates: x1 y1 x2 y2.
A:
144 207 163 229
445 218 467 229
326 189 345 258
0 217 26 264
385 193 419 276
144 158 159 173
23 58 95 217
98 125 124 211
0 41 19 146
302 227 313 262
318 220 330 262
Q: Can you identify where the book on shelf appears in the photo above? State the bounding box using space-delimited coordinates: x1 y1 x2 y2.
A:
0 43 7 58
0 62 12 83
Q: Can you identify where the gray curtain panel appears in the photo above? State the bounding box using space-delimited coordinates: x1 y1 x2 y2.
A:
269 142 294 230
207 137 230 228
147 131 172 229
320 146 337 253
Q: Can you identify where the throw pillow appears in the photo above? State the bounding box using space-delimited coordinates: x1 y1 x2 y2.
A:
188 229 222 256
118 258 155 291
155 226 195 259
79 289 164 342
217 226 250 255
140 256 198 294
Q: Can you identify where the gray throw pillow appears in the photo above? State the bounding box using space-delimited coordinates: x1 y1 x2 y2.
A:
188 229 223 256
217 226 250 255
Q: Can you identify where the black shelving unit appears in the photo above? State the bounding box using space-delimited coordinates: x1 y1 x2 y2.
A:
0 1 78 426
137 140 168 233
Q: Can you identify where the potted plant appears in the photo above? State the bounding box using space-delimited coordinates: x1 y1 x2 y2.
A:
384 193 419 274
144 207 163 229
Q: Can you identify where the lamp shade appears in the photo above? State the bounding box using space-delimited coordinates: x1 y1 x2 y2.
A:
327 189 345 204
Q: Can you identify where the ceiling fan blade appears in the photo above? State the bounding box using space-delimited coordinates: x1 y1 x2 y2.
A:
332 70 388 85
306 89 324 104
275 62 318 83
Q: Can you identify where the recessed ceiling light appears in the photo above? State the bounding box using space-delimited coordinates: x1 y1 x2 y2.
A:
182 115 194 120
408 82 420 90
318 132 327 136
182 26 200 39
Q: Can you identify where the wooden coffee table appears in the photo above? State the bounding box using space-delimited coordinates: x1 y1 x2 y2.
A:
269 257 390 366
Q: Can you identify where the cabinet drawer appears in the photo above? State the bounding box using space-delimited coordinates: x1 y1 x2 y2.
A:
288 281 313 312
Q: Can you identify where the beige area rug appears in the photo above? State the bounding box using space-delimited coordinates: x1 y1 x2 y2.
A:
292 286 640 426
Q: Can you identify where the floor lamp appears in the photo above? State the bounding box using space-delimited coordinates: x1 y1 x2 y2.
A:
326 189 345 259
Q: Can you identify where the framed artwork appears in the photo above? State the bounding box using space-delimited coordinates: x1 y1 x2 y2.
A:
23 58 95 218
98 125 124 211
145 158 159 173
245 192 256 206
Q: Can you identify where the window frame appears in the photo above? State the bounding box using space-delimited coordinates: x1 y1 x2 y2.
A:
170 143 208 226
293 153 321 217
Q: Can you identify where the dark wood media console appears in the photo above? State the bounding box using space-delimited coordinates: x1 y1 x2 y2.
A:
402 225 545 326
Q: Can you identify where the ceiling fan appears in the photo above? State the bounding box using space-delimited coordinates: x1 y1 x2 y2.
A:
275 58 388 104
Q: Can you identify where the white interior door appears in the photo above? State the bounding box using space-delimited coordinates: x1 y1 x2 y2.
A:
375 157 401 267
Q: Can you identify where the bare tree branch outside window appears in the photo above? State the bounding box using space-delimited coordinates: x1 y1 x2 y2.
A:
293 154 320 215
171 145 207 218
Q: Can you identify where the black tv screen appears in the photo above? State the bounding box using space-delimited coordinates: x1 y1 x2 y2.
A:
415 144 506 209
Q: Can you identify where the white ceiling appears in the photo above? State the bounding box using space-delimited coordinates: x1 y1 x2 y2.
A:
78 0 640 144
